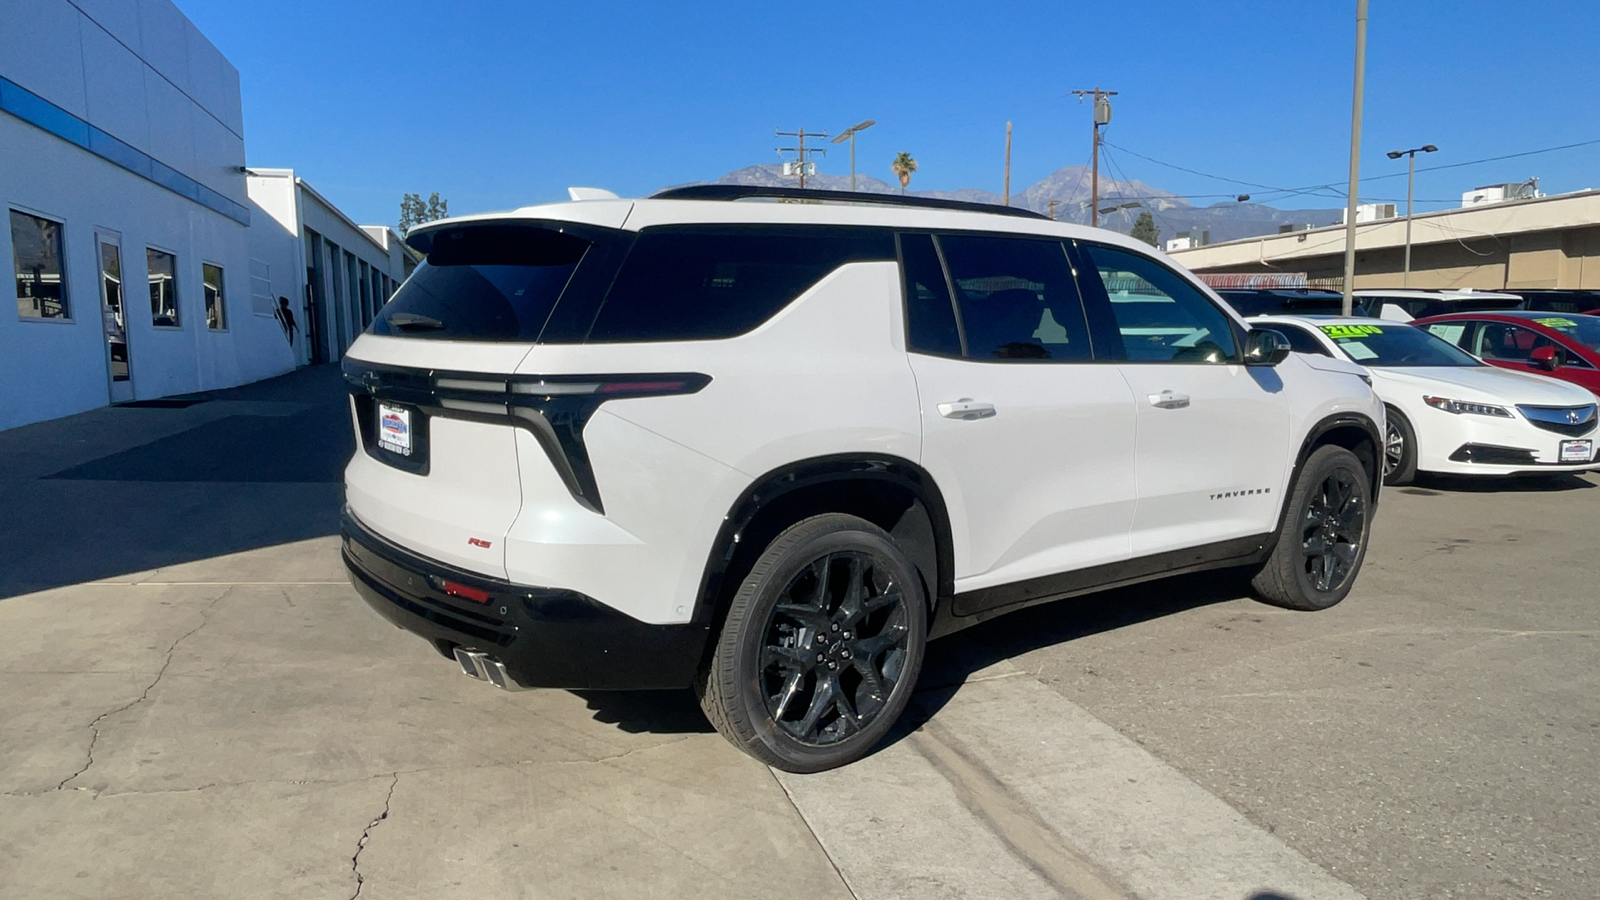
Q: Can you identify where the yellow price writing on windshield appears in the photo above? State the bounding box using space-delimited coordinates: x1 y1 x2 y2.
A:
1534 317 1577 329
1320 324 1383 339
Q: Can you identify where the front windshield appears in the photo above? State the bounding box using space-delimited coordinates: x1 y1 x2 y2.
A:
1529 315 1600 352
1319 322 1481 367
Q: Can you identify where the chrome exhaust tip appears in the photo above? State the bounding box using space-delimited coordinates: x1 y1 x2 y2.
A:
452 647 522 691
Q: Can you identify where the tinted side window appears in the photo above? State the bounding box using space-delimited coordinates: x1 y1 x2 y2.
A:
1476 322 1556 362
1273 324 1332 356
589 226 895 343
371 225 590 341
1080 244 1238 363
899 233 961 356
938 234 1091 362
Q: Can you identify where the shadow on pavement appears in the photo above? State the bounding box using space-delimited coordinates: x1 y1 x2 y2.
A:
0 365 351 600
574 689 716 735
1400 471 1596 494
885 570 1248 751
571 570 1247 746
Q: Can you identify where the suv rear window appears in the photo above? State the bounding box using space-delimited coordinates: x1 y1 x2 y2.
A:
370 225 590 341
587 225 895 343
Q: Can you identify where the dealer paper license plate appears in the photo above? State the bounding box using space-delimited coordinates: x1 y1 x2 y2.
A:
377 403 413 456
1559 439 1593 463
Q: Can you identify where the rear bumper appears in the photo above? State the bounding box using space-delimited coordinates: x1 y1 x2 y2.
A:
342 506 709 690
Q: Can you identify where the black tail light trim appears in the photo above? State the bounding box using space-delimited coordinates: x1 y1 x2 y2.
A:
343 359 710 514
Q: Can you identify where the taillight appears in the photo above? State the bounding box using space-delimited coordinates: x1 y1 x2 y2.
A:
442 580 490 604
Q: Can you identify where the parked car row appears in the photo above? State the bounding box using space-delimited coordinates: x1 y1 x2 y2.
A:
1217 290 1599 485
1218 286 1600 323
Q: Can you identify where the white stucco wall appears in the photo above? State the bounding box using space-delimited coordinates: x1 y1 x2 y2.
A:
0 0 292 430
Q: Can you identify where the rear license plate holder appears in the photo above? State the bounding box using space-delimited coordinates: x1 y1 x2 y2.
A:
370 401 429 474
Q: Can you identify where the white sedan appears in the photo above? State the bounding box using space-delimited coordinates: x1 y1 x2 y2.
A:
1252 316 1600 484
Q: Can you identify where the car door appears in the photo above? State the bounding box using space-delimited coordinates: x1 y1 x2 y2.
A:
1073 241 1291 557
901 232 1137 610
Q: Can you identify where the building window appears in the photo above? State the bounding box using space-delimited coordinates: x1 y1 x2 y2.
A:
11 209 69 319
148 248 180 327
203 263 227 330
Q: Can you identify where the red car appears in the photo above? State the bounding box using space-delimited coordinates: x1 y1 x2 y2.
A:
1412 311 1600 395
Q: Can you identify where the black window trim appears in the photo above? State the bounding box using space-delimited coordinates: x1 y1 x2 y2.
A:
894 231 967 359
1070 238 1247 365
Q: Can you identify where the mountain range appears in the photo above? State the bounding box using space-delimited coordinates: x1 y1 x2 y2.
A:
701 164 1346 244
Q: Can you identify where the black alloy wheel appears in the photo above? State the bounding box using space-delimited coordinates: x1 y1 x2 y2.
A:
1250 444 1373 611
1300 467 1367 593
760 551 912 745
699 514 927 773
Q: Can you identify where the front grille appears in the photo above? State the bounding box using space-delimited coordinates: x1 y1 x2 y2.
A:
1449 444 1538 466
1517 404 1598 437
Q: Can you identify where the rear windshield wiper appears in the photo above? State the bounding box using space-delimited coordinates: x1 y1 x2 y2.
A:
388 313 446 332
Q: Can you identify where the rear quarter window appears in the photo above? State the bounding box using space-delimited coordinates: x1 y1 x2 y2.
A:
586 225 895 343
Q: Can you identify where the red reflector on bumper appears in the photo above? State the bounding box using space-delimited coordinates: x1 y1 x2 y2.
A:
443 581 490 604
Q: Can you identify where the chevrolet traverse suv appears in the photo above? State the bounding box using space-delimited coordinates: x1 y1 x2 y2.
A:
341 185 1384 772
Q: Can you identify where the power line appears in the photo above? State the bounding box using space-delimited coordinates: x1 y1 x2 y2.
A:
1102 136 1600 204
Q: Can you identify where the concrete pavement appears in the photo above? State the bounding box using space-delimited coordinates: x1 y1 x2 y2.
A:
2 363 1594 899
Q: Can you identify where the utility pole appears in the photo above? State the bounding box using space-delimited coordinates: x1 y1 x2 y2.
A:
1070 88 1117 227
1004 121 1013 206
1340 0 1368 316
776 128 828 189
1048 198 1056 220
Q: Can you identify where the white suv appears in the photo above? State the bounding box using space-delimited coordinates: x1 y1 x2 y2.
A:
341 185 1385 772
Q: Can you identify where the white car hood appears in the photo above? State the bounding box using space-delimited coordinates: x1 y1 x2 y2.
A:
1372 365 1595 407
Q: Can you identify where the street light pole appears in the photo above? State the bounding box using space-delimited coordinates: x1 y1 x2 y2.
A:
1387 144 1438 287
1340 0 1368 317
831 120 876 192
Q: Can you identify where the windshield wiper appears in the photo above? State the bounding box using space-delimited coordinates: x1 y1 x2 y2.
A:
388 312 446 332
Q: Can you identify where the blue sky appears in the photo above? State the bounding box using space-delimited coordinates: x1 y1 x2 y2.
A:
179 0 1600 229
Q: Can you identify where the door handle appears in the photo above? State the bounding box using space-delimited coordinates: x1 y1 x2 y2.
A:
938 399 996 420
1147 390 1191 409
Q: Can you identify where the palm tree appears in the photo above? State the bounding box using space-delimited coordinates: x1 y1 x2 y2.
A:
891 152 918 195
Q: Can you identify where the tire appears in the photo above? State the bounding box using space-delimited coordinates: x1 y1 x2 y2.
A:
698 514 927 773
1251 445 1373 611
1382 407 1418 486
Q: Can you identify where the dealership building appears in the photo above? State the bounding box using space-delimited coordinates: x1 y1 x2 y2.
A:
0 0 406 431
1170 189 1600 292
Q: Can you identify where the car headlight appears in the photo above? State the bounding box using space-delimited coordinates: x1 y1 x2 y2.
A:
1423 396 1513 418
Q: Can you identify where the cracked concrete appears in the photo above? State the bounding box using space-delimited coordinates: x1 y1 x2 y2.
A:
348 773 398 900
56 589 230 792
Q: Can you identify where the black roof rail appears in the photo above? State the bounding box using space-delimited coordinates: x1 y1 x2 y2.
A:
648 184 1050 221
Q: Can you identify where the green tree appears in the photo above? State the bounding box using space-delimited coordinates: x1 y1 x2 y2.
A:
1130 210 1159 247
399 192 450 235
890 152 918 195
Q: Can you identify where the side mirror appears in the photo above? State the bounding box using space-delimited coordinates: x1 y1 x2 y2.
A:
1243 328 1292 366
1530 345 1560 371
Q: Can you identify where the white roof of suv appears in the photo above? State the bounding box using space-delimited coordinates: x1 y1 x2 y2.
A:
403 185 1168 262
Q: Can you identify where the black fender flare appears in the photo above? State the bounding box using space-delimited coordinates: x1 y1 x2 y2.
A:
690 453 955 627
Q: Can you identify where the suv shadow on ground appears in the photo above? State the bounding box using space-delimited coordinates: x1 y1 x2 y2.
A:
1397 471 1596 495
575 569 1247 745
0 365 350 600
